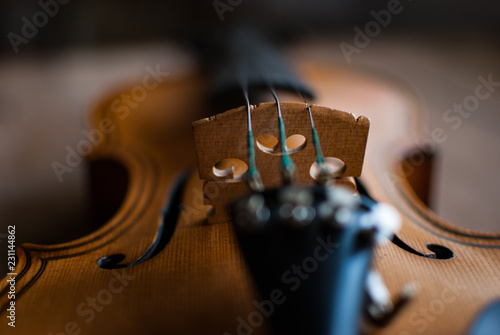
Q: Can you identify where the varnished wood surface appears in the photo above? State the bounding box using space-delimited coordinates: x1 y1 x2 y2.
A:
1 52 499 335
306 64 500 335
2 40 499 272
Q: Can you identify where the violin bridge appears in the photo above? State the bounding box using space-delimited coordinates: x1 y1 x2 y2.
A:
192 102 370 224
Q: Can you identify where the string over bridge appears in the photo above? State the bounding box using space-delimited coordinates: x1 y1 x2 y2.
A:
192 102 370 223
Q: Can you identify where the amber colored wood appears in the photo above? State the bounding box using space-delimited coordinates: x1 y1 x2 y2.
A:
1 51 500 335
193 103 368 223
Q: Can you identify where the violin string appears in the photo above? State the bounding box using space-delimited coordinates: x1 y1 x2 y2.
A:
268 84 295 184
241 85 264 191
298 91 330 184
300 92 325 165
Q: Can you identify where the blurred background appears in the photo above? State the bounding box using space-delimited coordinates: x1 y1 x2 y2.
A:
0 0 499 273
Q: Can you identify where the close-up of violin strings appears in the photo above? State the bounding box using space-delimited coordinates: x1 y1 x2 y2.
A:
0 0 499 334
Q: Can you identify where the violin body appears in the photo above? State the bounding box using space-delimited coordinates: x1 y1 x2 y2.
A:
1 44 500 335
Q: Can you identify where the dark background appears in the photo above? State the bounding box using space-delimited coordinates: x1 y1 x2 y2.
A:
0 0 499 52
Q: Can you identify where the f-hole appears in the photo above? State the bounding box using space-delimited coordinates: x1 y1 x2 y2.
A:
354 178 454 260
97 170 189 269
391 235 454 260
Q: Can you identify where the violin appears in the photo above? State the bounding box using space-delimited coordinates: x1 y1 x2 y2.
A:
1 27 500 335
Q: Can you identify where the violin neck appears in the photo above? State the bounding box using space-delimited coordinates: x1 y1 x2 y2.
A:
199 26 313 108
